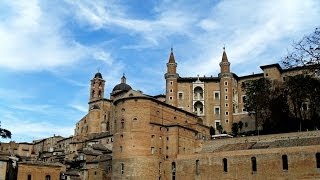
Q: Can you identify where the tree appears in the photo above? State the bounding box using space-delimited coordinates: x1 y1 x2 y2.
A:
0 121 11 139
217 125 223 134
209 126 215 137
286 74 320 131
231 123 239 136
282 27 320 72
238 121 243 133
242 78 272 133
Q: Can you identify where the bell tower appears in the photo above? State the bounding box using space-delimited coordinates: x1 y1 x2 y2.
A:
164 48 179 106
219 47 233 132
89 72 105 103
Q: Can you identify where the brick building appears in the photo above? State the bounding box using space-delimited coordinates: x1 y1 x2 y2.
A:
0 48 319 179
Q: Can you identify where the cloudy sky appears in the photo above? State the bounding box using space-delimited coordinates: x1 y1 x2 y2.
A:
0 0 319 142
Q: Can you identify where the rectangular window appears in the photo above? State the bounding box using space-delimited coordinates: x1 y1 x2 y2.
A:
151 147 155 155
242 95 246 103
121 163 124 174
214 120 221 129
178 92 183 99
214 107 220 115
225 111 229 116
214 91 220 100
225 95 228 100
224 81 228 86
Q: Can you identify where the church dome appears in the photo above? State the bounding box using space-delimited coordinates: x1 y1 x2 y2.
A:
113 83 132 92
112 74 132 92
94 72 103 79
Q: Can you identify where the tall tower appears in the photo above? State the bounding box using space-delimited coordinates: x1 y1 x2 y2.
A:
89 72 105 103
164 48 179 106
219 47 233 132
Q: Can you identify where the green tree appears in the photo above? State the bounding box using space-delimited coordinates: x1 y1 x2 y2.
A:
238 121 243 133
242 78 272 133
286 74 320 131
209 126 215 137
231 123 239 136
217 125 223 134
0 121 11 139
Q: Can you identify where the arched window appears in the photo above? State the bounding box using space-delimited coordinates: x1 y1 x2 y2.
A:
251 157 257 172
45 175 51 180
316 153 320 168
172 162 176 180
106 121 110 131
282 155 288 170
27 174 32 180
194 101 204 115
91 90 95 98
194 86 203 100
196 160 200 175
223 158 228 172
98 90 102 97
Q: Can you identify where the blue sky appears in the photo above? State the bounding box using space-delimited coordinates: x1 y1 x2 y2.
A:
0 0 319 142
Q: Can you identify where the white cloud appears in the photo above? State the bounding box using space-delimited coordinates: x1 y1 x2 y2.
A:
0 0 113 71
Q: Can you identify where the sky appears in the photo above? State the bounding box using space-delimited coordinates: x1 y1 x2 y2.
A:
0 0 319 143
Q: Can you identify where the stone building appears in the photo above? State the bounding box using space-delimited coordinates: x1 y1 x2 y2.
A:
0 48 319 179
165 48 317 133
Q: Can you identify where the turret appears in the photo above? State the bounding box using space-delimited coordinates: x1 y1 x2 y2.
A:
164 48 179 106
89 72 105 103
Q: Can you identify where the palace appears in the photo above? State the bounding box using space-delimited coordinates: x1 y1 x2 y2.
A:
0 49 320 180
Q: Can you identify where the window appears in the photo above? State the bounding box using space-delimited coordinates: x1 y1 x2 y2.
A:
225 111 229 116
265 73 269 77
120 146 123 152
159 162 162 177
242 95 246 103
45 175 51 180
225 103 228 107
283 76 286 81
151 147 155 155
121 119 125 129
224 81 228 86
167 137 169 141
196 160 200 175
215 120 221 129
251 157 257 172
27 174 32 180
169 96 173 100
316 153 320 168
302 102 309 111
225 88 228 92
170 81 173 85
170 89 173 93
223 158 228 172
172 162 176 180
98 90 101 97
214 91 220 100
91 90 95 98
225 119 229 123
282 155 288 170
225 95 228 100
121 163 124 174
178 92 183 99
151 135 155 138
214 107 220 115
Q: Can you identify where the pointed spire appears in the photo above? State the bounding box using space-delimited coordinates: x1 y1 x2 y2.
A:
222 46 228 62
168 48 176 63
121 73 126 84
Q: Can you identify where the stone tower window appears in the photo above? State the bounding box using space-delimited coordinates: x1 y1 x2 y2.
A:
194 86 203 100
251 157 257 172
196 160 200 175
121 163 124 174
121 119 125 129
45 175 51 180
282 155 288 170
27 174 32 180
172 162 176 180
98 90 101 97
223 158 228 172
224 81 228 86
91 90 95 98
214 91 220 100
316 153 320 168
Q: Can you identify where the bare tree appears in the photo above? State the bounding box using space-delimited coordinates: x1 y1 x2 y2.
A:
282 27 320 72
